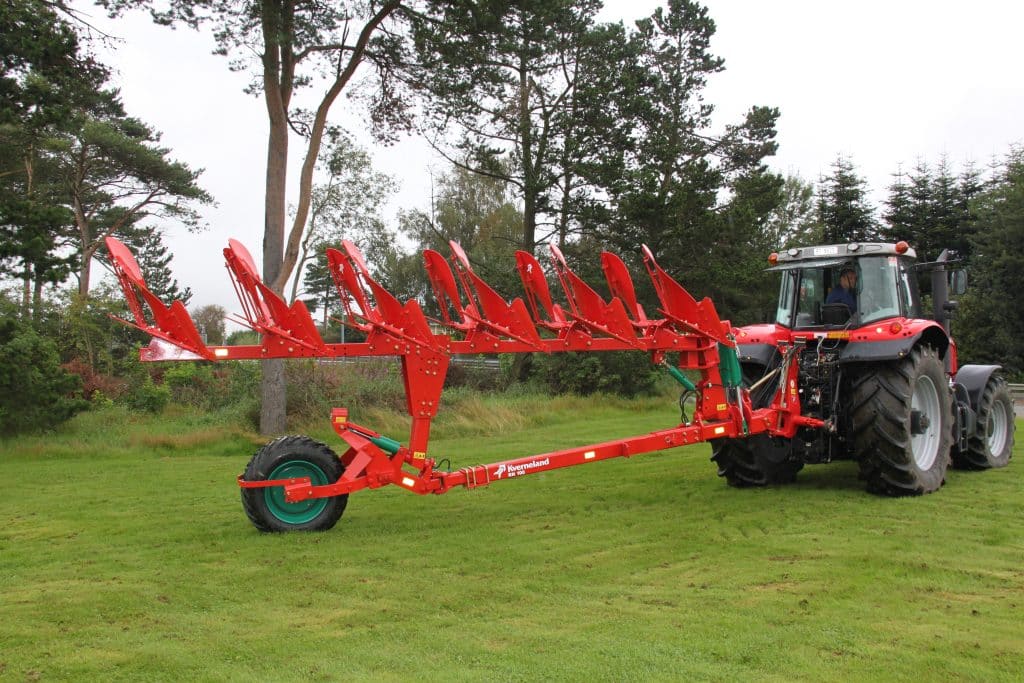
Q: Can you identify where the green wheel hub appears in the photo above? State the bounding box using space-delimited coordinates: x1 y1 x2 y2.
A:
264 460 330 524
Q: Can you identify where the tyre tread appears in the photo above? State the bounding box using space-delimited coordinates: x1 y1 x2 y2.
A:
954 376 1015 470
849 346 951 496
240 435 347 532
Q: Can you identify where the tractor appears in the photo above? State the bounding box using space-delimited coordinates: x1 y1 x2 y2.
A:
103 235 1015 532
717 241 1015 495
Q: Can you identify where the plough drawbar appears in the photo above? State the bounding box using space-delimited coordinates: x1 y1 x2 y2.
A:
105 236 821 531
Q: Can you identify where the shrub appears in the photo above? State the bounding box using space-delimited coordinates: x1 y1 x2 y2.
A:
529 351 661 398
0 318 88 435
285 359 407 428
57 288 148 377
124 374 171 413
444 358 506 391
62 358 128 402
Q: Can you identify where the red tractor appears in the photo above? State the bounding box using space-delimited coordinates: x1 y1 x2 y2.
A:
104 236 1014 532
718 241 1015 495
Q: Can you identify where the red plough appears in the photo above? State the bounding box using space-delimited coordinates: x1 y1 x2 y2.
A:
106 236 819 531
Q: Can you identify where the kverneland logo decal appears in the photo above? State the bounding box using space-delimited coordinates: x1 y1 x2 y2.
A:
493 458 550 479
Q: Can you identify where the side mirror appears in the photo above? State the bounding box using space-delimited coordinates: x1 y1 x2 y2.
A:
950 269 967 295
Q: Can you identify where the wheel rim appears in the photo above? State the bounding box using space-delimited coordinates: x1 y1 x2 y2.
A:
987 399 1009 456
910 374 941 470
264 460 330 524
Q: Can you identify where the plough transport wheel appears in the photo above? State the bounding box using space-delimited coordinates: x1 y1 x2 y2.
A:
241 436 348 532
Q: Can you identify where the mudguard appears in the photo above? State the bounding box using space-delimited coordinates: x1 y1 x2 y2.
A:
954 364 1003 410
839 324 949 364
737 343 780 369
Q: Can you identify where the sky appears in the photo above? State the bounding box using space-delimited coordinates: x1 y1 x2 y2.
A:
77 0 1024 313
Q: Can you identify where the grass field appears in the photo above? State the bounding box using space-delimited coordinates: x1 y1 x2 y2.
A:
1 395 1022 682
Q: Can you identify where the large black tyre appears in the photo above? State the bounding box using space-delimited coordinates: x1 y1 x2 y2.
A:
954 376 1015 469
849 346 952 496
711 435 803 487
240 436 348 532
711 357 802 487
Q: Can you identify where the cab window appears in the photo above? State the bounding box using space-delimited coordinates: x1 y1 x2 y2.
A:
857 256 901 323
774 270 797 327
897 257 922 318
795 269 826 327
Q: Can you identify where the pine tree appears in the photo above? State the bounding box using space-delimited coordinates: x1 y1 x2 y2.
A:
120 227 192 305
954 161 986 264
816 156 878 244
301 252 339 330
882 165 913 243
760 174 819 249
928 156 960 261
0 0 109 316
410 0 605 253
589 0 781 326
884 157 988 264
957 148 1024 375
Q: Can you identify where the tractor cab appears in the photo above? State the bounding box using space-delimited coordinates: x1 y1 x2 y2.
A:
769 242 923 330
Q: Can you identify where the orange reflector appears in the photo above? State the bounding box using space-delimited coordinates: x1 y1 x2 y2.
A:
890 322 903 334
768 252 778 265
895 240 909 254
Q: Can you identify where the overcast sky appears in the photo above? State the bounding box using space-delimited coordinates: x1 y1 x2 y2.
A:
79 0 1024 312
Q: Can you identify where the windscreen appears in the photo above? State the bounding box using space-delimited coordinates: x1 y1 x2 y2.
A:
857 256 902 323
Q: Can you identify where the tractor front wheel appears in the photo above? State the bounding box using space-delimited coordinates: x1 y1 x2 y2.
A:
240 436 348 532
955 376 1015 469
849 346 952 495
711 435 803 487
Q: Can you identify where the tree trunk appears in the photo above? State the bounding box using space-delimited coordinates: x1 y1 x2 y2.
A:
512 41 538 383
260 119 290 435
518 52 536 254
257 0 293 435
78 245 96 297
32 273 43 321
21 266 31 316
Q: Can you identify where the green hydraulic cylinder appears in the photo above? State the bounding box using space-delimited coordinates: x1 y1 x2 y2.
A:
664 363 697 392
718 342 743 388
369 433 402 455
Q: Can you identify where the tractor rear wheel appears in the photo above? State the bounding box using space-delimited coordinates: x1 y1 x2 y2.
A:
711 435 803 487
849 346 952 496
955 376 1015 469
241 436 348 532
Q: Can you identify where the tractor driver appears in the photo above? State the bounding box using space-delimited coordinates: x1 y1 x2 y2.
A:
826 264 858 313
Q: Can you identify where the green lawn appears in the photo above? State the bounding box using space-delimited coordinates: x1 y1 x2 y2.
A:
1 399 1021 682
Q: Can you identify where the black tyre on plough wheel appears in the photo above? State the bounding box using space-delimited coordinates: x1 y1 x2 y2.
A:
241 436 348 532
